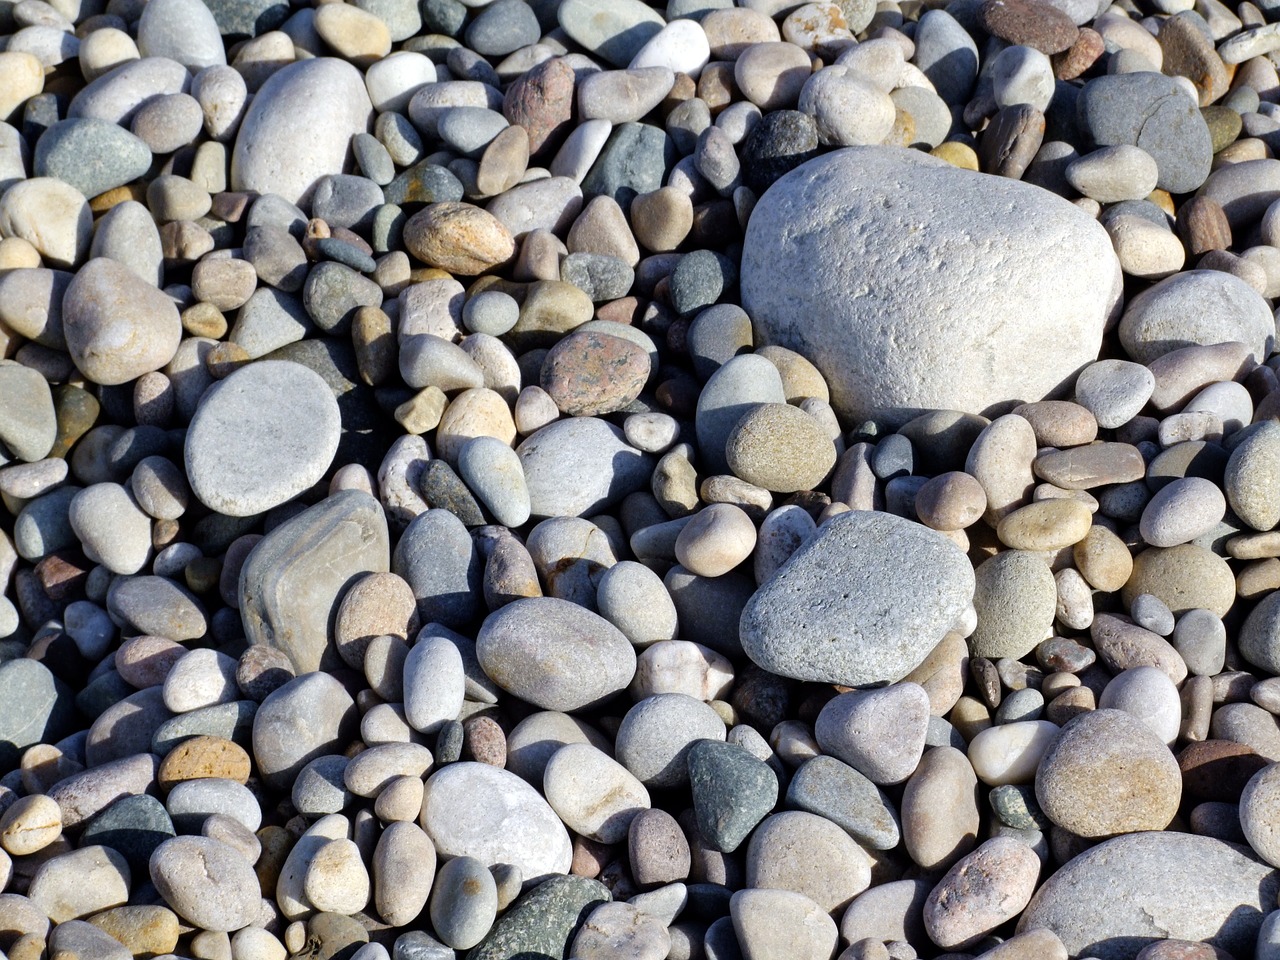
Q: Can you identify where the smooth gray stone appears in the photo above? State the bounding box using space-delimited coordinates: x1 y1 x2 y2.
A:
739 510 975 687
392 508 482 629
517 417 654 518
0 658 76 769
786 754 900 851
251 671 358 792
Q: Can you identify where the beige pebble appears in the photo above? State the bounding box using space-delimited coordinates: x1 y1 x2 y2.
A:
314 4 392 63
1073 524 1133 591
674 503 757 577
0 794 61 856
734 41 812 110
996 498 1093 551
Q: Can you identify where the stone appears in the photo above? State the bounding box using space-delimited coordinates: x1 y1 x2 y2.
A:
724 403 836 493
403 202 515 275
901 745 981 871
814 683 930 785
0 362 55 462
33 119 151 201
1076 72 1213 194
558 0 664 66
185 360 341 517
231 58 373 206
420 762 572 884
29 845 130 922
467 876 609 960
741 146 1121 426
786 754 899 851
969 550 1057 659
616 694 726 789
518 417 653 518
148 836 260 932
1017 832 1280 958
740 510 974 686
924 837 1041 949
1035 708 1181 837
251 671 358 792
63 257 182 385
1118 270 1274 365
543 743 650 843
239 490 390 674
430 855 498 950
687 738 778 854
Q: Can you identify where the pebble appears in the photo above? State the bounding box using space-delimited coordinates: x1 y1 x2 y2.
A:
815 683 929 785
923 837 1041 949
543 743 649 843
148 836 260 932
420 762 572 883
615 693 725 788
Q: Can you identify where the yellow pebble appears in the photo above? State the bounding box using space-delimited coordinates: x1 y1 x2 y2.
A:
931 141 980 170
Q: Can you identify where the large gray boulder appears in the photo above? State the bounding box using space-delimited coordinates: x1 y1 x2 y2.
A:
740 146 1122 427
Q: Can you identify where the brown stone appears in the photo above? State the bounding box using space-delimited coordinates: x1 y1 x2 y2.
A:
477 124 530 198
1052 27 1104 80
980 0 1078 54
539 330 650 416
1032 441 1146 489
1177 739 1268 802
503 56 575 157
158 735 252 789
33 551 89 601
979 104 1045 179
1176 195 1232 254
87 905 180 957
403 202 515 276
696 62 738 114
463 714 507 766
1159 14 1231 106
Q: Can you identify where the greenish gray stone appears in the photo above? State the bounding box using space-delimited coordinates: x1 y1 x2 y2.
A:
786 754 900 851
33 119 152 200
989 784 1052 830
80 793 176 876
205 0 290 37
239 489 391 674
384 161 465 205
687 739 778 854
581 122 675 210
467 875 610 960
421 459 487 526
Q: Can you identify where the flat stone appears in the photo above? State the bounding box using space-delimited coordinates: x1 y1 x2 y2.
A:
740 510 974 686
1017 832 1280 958
239 490 390 673
741 146 1121 426
186 360 340 517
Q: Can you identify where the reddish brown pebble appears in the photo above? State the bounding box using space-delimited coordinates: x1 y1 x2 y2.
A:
503 57 576 157
463 715 507 767
980 0 1079 54
540 330 651 416
1052 26 1104 80
1176 195 1232 255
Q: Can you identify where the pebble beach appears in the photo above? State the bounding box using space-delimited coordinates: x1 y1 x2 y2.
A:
3 0 1280 956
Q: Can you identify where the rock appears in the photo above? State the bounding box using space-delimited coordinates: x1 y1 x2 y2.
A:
730 888 838 959
687 738 779 854
185 360 341 517
741 146 1121 426
239 490 390 674
29 845 131 922
33 119 151 201
1226 420 1280 531
1017 832 1280 958
814 683 930 785
740 511 974 686
969 550 1057 659
1034 709 1180 836
467 875 609 960
63 257 182 385
137 0 225 69
724 403 836 493
1076 71 1213 194
1118 270 1274 365
430 855 497 950
231 58 373 206
420 762 572 883
543 743 650 843
251 672 358 792
615 694 726 789
746 810 871 914
403 202 515 274
786 754 900 851
901 745 981 871
924 837 1041 949
557 0 664 66
475 596 635 710
148 836 260 932
517 417 653 517
0 361 56 461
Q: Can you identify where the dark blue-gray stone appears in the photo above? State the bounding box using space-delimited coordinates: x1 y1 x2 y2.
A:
1076 72 1213 194
204 0 290 36
466 875 610 960
0 658 77 769
34 119 151 199
687 739 778 854
786 754 901 850
739 110 820 194
81 794 176 875
75 670 134 721
669 250 737 316
420 0 466 36
302 261 382 336
582 122 675 210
